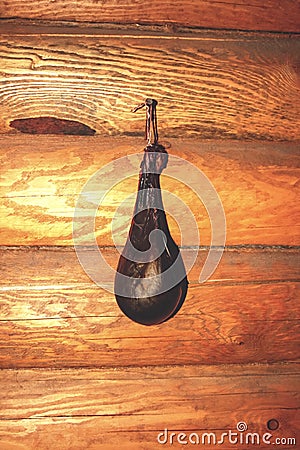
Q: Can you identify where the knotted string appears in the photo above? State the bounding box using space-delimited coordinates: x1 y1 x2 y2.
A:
132 98 159 145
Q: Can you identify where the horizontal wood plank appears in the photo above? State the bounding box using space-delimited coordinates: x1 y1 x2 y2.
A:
1 247 299 316
0 364 298 449
1 247 299 287
1 137 299 246
0 28 299 140
1 282 299 321
0 246 299 368
2 364 298 420
1 1 300 33
1 316 299 368
0 417 298 450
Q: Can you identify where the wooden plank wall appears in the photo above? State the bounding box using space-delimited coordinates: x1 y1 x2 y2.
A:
0 2 300 449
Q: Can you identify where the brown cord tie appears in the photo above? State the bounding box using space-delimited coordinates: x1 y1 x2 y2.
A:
132 98 159 145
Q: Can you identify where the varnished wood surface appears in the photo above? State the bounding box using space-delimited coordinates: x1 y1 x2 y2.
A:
0 419 297 450
0 246 299 368
1 136 299 246
1 246 299 291
0 27 299 139
1 18 299 450
1 315 298 368
0 364 299 449
1 1 300 33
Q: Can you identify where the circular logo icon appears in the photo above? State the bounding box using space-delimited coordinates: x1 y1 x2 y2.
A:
73 151 226 296
236 422 248 432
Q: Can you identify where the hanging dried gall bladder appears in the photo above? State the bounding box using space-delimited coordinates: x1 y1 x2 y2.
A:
114 100 188 325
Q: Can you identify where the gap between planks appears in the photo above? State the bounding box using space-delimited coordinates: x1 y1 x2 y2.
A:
1 21 300 38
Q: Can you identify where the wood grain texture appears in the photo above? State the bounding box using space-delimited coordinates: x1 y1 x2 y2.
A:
1 316 298 368
0 16 299 450
0 27 299 140
0 364 299 449
0 418 298 450
0 246 299 368
1 246 299 286
1 136 299 247
1 1 300 33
